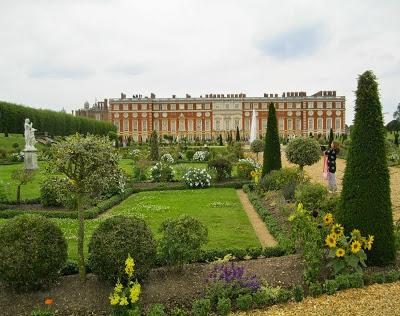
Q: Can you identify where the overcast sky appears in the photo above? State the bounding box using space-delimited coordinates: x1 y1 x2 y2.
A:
1 0 399 124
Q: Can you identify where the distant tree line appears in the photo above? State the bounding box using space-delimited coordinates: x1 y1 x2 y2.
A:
0 101 116 136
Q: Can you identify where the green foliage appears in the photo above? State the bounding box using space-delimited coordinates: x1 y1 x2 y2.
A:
146 304 166 316
236 294 253 311
295 183 327 211
40 175 69 207
385 269 400 283
158 214 208 267
335 274 351 290
216 297 231 316
262 103 281 176
192 298 211 316
88 216 157 281
347 272 364 288
370 272 386 284
324 279 338 295
150 130 159 161
285 137 321 169
250 139 263 155
150 162 174 182
170 307 189 316
292 284 304 302
386 119 400 132
0 180 8 203
260 167 307 191
30 307 53 316
236 158 260 180
11 169 35 203
227 142 244 161
185 149 195 160
0 101 115 136
207 158 232 181
252 290 269 308
0 214 67 290
236 126 240 142
308 281 323 297
337 71 395 266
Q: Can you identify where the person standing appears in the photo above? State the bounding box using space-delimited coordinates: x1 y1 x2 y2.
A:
325 142 339 193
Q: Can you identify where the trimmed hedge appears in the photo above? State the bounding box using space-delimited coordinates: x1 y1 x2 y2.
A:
243 185 294 252
0 101 115 136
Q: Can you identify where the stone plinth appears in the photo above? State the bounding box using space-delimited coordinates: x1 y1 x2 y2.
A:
23 150 38 170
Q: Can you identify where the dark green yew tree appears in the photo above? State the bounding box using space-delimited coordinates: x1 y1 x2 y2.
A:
150 130 159 161
262 103 281 176
337 70 395 266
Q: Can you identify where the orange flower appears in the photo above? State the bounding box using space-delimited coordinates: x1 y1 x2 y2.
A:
44 297 54 305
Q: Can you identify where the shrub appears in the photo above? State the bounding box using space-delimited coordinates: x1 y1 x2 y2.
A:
335 274 350 290
40 175 67 207
133 160 151 181
150 130 159 161
236 158 260 180
216 297 231 316
236 294 252 311
192 298 211 316
250 139 264 159
227 142 244 161
337 71 395 265
170 307 188 316
160 153 174 164
182 168 211 188
292 284 304 302
385 270 400 283
0 214 67 290
324 279 338 295
262 103 281 175
185 149 195 160
275 288 292 303
308 281 323 297
158 214 208 267
252 290 269 308
147 304 166 316
0 180 8 204
370 272 386 284
260 167 307 191
207 158 232 181
285 137 321 169
295 183 327 211
88 216 157 281
348 272 364 288
150 162 174 182
193 150 208 162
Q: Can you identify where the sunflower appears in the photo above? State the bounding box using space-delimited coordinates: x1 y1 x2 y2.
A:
365 235 374 251
323 213 333 225
336 248 345 257
331 224 344 237
351 240 362 254
325 233 337 248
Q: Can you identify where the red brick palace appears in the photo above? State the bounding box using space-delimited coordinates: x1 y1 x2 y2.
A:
76 91 345 142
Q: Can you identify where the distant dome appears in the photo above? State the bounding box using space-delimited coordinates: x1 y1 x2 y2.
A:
84 101 90 109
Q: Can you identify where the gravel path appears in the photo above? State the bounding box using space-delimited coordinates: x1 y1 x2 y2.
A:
238 281 400 316
236 189 277 248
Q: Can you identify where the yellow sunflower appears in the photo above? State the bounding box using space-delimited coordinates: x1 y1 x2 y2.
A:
351 240 362 254
336 248 345 257
323 213 333 225
325 233 337 248
331 224 344 237
365 235 374 251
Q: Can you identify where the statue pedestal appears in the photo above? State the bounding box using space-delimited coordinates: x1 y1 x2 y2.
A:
23 149 38 170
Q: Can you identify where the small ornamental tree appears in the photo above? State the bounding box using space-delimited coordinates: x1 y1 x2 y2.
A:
262 103 281 176
11 169 35 203
337 70 395 266
150 130 159 161
285 137 320 169
50 134 123 281
328 128 334 147
386 119 400 133
250 139 263 161
236 126 240 142
219 134 223 146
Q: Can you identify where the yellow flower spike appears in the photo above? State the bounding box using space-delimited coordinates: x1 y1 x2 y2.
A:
336 248 345 257
331 223 344 237
325 234 337 248
351 240 362 254
114 281 123 294
130 282 141 304
323 213 333 225
119 295 129 306
125 255 135 278
109 293 120 305
297 203 303 212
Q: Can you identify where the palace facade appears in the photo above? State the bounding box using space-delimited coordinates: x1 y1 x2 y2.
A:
76 91 346 142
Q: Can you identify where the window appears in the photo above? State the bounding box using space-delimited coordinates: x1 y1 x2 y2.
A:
188 119 193 131
153 119 159 131
279 118 284 130
205 103 210 110
262 103 268 110
326 118 332 130
141 104 147 110
234 103 240 109
162 104 168 111
279 103 284 109
262 119 267 130
335 102 341 109
196 119 202 131
335 118 341 130
123 104 128 111
205 119 211 131
245 118 250 130
296 103 302 109
162 119 168 131
308 118 314 130
215 119 221 131
317 118 323 130
132 104 138 110
234 119 241 129
114 121 120 131
170 104 176 111
308 102 314 109
133 119 138 131
326 102 332 109
196 104 202 110
179 119 185 131
287 118 293 130
224 119 231 130
244 103 251 110
142 120 147 131
296 118 302 130
187 104 193 110
179 104 185 110
124 119 129 132
317 102 323 109
287 103 293 109
171 120 176 132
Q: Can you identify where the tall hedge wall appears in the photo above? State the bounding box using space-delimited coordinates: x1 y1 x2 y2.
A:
0 101 115 136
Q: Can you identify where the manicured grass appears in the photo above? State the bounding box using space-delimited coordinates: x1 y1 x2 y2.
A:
0 188 260 261
0 133 25 151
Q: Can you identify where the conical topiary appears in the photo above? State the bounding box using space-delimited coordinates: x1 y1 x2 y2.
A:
150 130 159 161
337 70 395 266
262 103 281 176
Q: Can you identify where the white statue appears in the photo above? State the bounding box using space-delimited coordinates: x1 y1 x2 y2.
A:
24 118 37 151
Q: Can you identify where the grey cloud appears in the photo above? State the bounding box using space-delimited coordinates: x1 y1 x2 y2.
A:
29 65 93 79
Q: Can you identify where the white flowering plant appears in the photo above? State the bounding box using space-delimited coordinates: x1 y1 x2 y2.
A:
161 153 174 164
9 152 24 162
192 151 208 162
182 168 211 188
236 158 260 180
150 162 174 182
